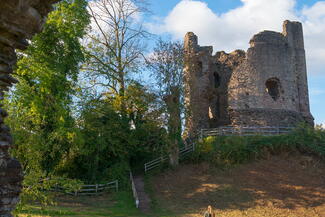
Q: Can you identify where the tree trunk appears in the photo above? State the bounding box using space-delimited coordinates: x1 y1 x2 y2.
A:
118 69 127 119
168 142 179 167
164 87 182 167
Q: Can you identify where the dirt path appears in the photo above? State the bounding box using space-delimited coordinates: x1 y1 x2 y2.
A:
134 175 151 213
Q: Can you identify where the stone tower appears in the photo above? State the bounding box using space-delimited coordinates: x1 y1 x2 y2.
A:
184 20 314 138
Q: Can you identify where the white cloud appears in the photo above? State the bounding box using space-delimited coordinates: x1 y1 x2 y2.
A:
310 88 325 96
301 1 325 74
146 0 325 75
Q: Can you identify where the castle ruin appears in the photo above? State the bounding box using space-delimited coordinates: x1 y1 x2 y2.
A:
184 20 314 138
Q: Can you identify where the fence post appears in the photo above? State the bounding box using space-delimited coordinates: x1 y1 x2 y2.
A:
116 180 119 192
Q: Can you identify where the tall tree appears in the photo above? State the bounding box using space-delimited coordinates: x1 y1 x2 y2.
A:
146 39 184 166
69 82 166 182
84 0 148 117
7 0 90 175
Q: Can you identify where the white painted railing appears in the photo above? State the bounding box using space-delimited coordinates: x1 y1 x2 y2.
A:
144 156 168 173
179 143 195 158
144 144 195 173
144 127 293 173
130 171 139 208
200 126 294 139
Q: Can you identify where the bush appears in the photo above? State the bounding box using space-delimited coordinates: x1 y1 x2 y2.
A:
16 170 83 212
104 161 130 188
193 124 325 167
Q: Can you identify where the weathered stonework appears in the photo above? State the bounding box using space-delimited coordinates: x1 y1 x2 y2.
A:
184 20 314 138
0 1 60 216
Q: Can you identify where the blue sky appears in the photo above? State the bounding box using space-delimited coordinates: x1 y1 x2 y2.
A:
148 0 322 15
144 0 325 125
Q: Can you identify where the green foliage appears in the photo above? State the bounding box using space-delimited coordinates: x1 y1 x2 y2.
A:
289 124 325 156
60 83 168 182
16 170 83 213
18 171 55 210
105 161 130 188
146 39 185 166
146 39 184 97
58 98 131 182
6 0 90 210
125 82 169 164
194 124 325 166
8 0 90 174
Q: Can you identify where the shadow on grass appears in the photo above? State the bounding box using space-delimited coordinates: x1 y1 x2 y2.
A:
149 155 325 216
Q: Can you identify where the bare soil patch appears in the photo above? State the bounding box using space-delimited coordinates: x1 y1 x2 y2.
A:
151 154 325 217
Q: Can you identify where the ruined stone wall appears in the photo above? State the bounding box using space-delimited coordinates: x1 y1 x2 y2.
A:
228 20 314 127
184 32 213 138
283 21 313 123
0 1 60 216
184 32 246 138
211 50 245 127
184 20 314 138
228 109 305 127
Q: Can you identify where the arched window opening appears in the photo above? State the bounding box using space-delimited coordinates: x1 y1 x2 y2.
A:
265 78 281 101
214 72 220 88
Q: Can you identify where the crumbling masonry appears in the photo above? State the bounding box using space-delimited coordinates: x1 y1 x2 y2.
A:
184 20 314 138
0 1 60 216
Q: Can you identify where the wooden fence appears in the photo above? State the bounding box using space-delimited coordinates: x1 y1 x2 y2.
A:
144 127 293 173
200 126 294 139
144 144 195 173
57 180 119 196
179 143 195 158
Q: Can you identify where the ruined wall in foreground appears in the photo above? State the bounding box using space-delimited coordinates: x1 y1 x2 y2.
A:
184 20 314 138
0 1 60 216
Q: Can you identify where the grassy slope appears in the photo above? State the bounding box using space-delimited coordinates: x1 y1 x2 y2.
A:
149 154 325 217
17 154 325 217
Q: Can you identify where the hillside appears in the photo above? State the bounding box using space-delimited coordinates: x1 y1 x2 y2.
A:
150 154 325 217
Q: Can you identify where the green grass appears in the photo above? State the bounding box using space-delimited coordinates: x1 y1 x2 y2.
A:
16 189 175 217
16 191 145 217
